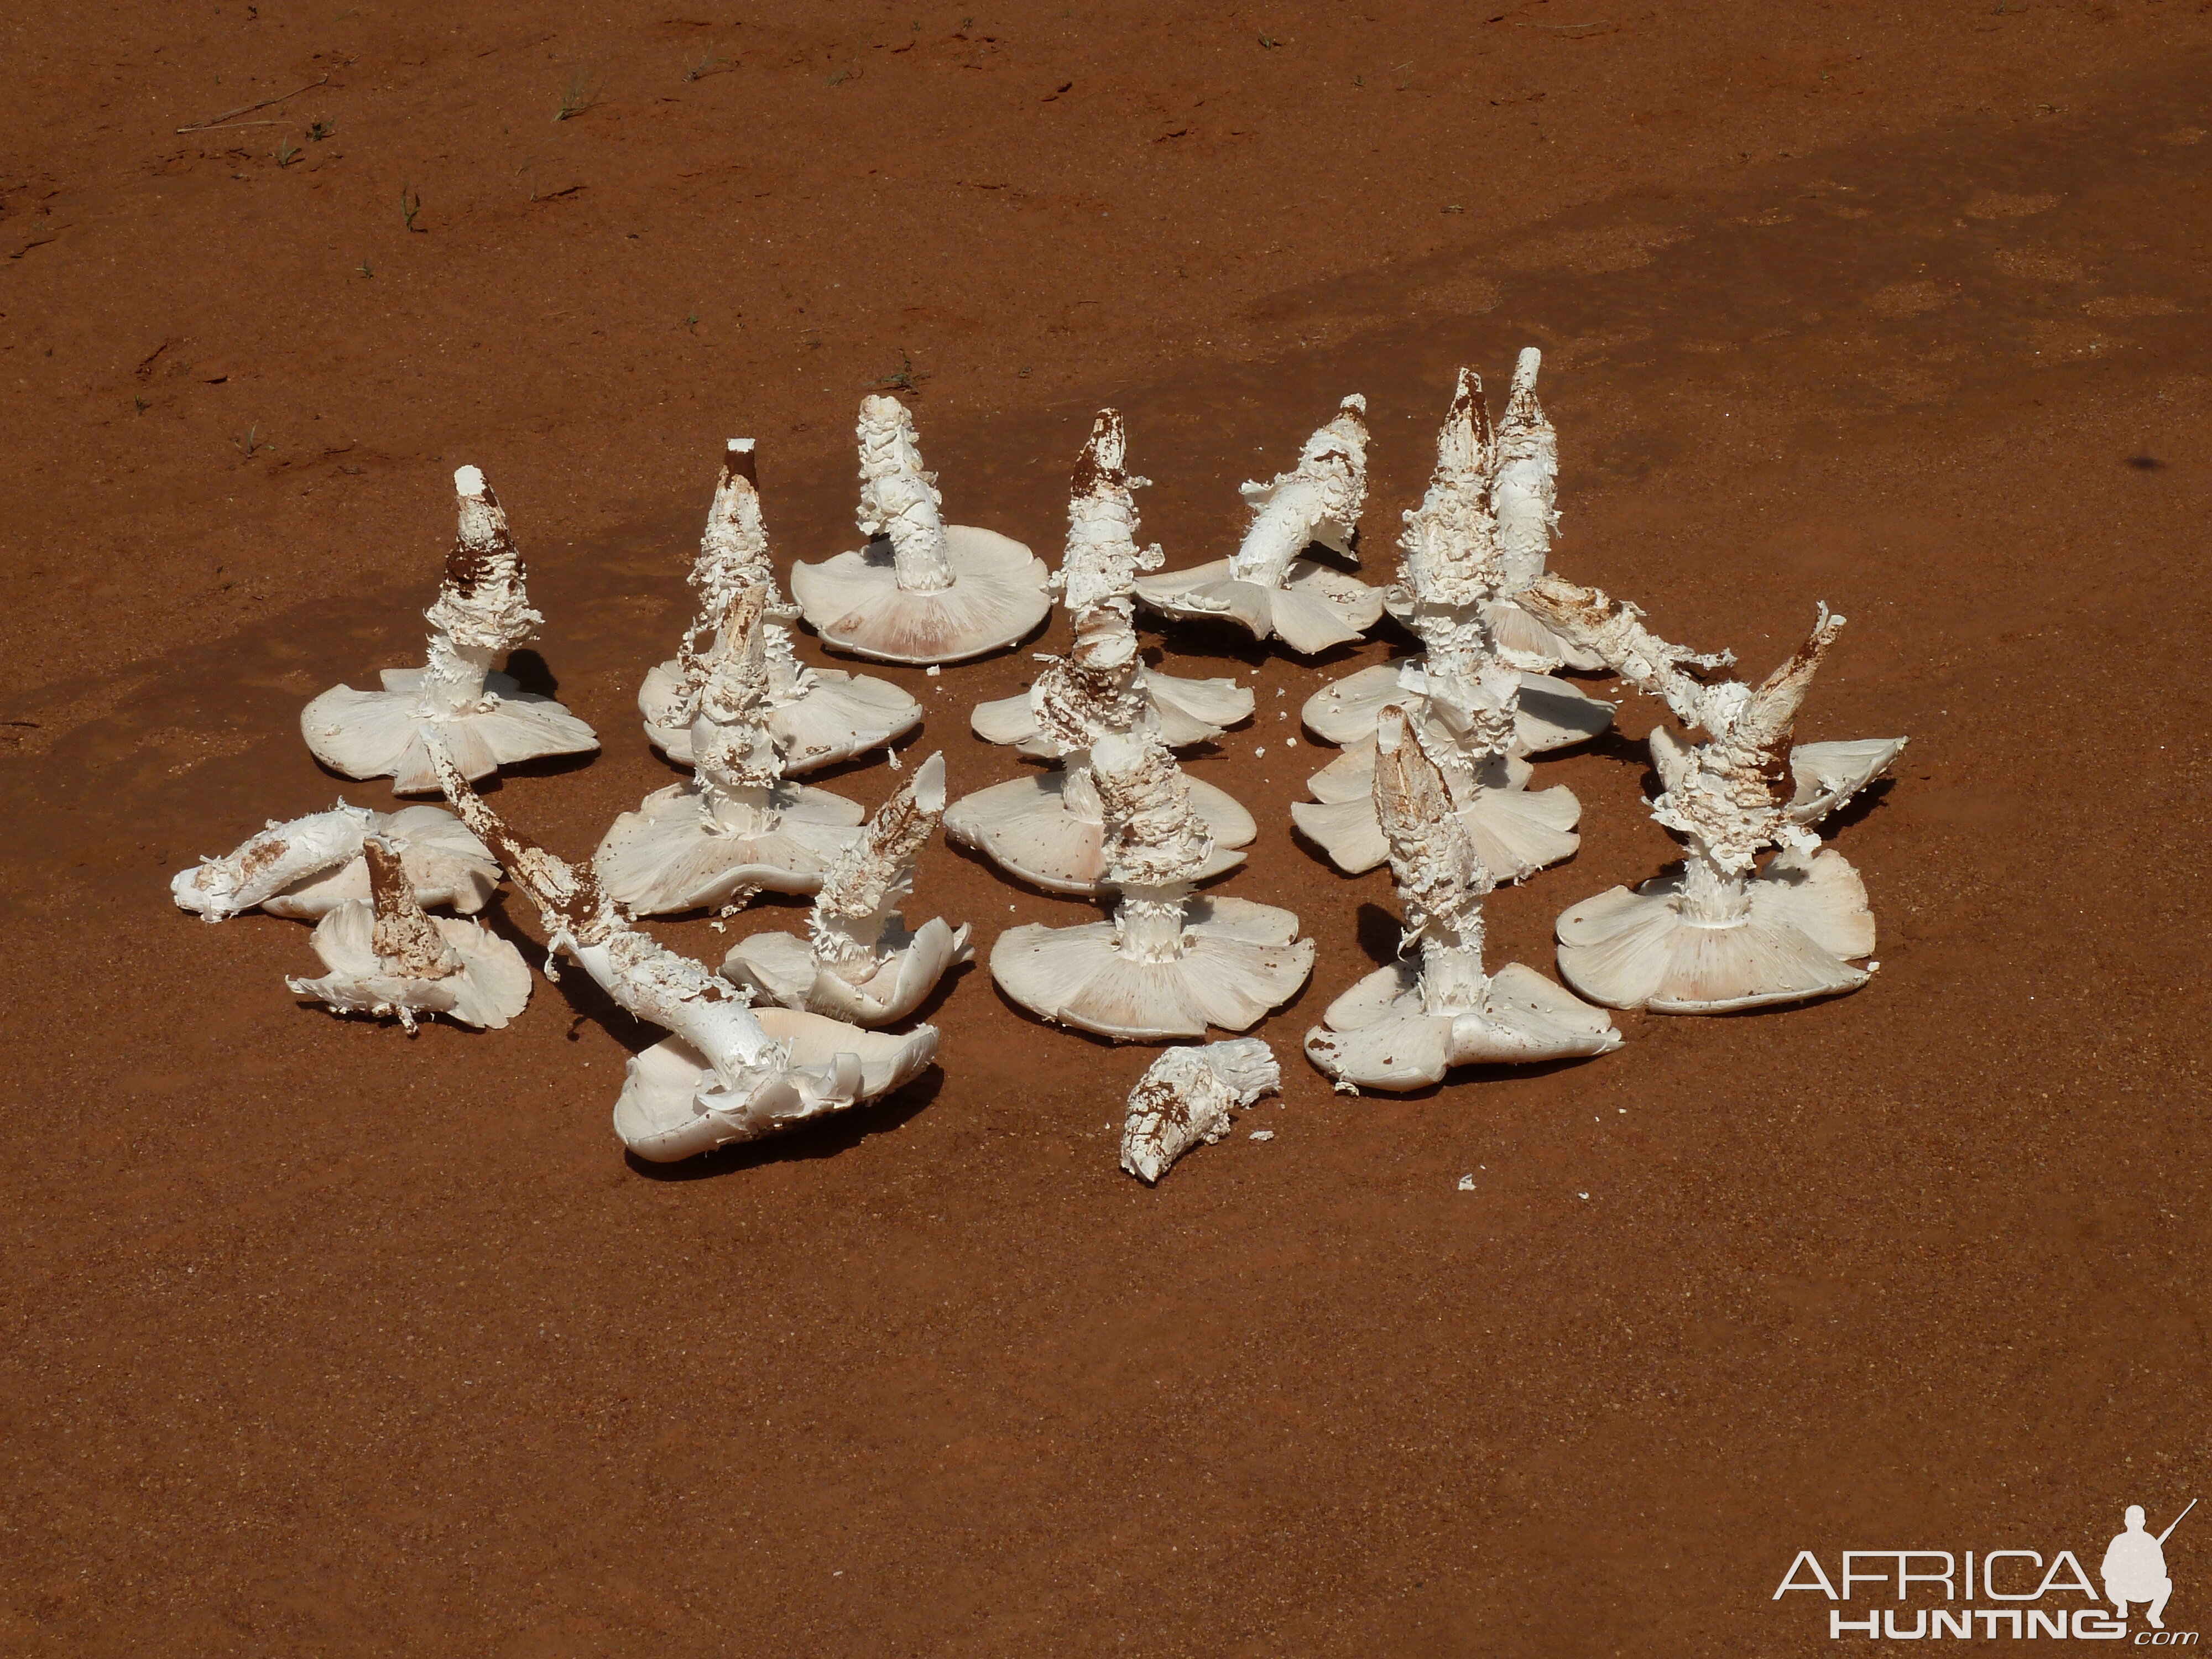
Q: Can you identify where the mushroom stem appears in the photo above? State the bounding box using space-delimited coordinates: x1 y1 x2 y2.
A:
809 753 947 984
1677 844 1752 925
1375 705 1496 1006
427 735 615 950
856 395 956 594
362 834 462 979
1058 411 1165 611
418 466 543 716
1227 395 1369 589
1492 348 1559 592
1514 573 1738 729
1112 885 1192 963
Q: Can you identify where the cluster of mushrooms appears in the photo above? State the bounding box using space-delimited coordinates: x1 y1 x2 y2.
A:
174 356 1906 1182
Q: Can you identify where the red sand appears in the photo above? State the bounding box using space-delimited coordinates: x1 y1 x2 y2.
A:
4 5 2210 1654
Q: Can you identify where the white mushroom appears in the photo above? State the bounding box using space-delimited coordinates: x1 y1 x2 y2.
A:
639 439 922 773
789 396 1052 664
300 466 598 794
971 411 1253 750
1121 1037 1281 1184
1292 367 1608 878
427 739 936 1162
171 800 499 922
1516 576 1908 1013
722 752 973 1025
285 835 531 1032
595 585 866 916
1134 395 1386 655
947 607 1255 895
1303 707 1619 1093
990 730 1313 1040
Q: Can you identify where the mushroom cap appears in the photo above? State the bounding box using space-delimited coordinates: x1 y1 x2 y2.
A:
1788 736 1910 821
593 781 866 916
640 658 922 773
613 1012 939 1162
722 916 973 1026
944 770 1255 896
790 525 1051 664
1300 659 1614 752
288 899 533 1029
971 667 1253 753
989 896 1314 1041
1302 960 1619 1090
1556 847 1875 1013
1133 557 1384 655
1292 779 1579 879
301 669 598 795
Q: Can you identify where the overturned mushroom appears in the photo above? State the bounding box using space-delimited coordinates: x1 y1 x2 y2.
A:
172 800 499 922
1134 395 1386 655
286 835 531 1032
1516 576 1908 1013
1121 1037 1281 1184
596 585 865 915
947 607 1255 895
722 752 973 1025
789 396 1052 664
427 738 936 1162
639 439 922 773
972 411 1253 750
301 466 598 794
1304 707 1619 1093
1293 367 1609 878
990 729 1313 1040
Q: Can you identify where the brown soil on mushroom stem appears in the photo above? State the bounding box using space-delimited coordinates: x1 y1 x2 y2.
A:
5 6 2210 1655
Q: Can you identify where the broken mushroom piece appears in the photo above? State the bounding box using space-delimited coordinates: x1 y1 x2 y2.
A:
1303 707 1619 1094
1120 1037 1282 1185
1516 577 1908 1013
638 439 922 773
722 752 974 1025
300 466 598 794
171 800 500 922
1134 395 1386 655
789 395 1052 664
972 411 1253 750
285 835 531 1032
947 608 1256 895
1292 367 1606 878
595 585 866 916
990 730 1313 1040
427 738 936 1162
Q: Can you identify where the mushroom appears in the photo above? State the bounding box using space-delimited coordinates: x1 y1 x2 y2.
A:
300 466 598 794
285 835 531 1032
971 411 1254 750
1292 368 1609 878
639 439 922 773
1303 707 1620 1093
171 800 500 922
789 396 1052 664
1386 349 1607 675
1121 1038 1281 1184
990 729 1314 1040
596 585 866 916
722 752 973 1025
1134 395 1386 655
946 607 1256 895
1515 575 1908 1013
427 737 937 1162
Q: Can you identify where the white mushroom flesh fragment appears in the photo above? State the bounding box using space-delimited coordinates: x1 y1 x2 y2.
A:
285 836 531 1032
299 466 599 793
722 753 975 1025
1513 586 1908 1013
1302 708 1619 1092
171 800 500 921
1120 1037 1281 1185
789 398 1051 664
1133 395 1385 655
989 731 1313 1040
598 586 864 915
426 738 935 1160
638 440 922 771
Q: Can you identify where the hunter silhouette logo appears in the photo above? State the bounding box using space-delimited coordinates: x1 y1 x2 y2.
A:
1774 1499 2199 1642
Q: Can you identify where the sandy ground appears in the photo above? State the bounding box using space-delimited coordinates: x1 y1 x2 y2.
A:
4 3 2210 1655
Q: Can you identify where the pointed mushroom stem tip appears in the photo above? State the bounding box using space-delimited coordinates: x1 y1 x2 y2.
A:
454 464 486 497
